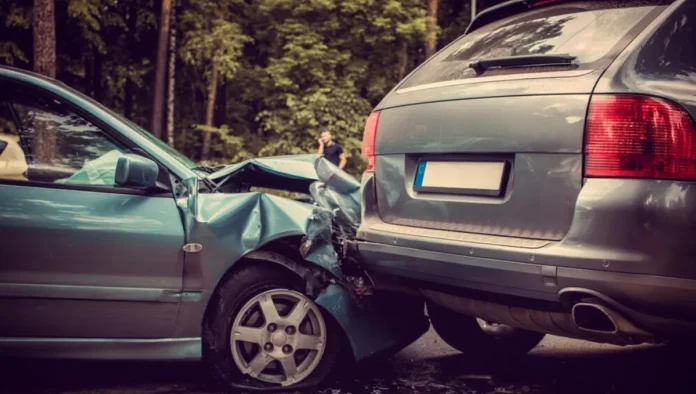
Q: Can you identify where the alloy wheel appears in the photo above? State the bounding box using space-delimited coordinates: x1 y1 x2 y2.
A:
229 289 327 386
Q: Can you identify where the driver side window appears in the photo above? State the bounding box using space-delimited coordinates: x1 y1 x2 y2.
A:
0 85 126 186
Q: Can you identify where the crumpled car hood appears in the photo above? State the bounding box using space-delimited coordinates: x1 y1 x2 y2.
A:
207 154 362 236
207 154 320 193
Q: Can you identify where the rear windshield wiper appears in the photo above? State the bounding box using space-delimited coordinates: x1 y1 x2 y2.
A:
469 54 576 75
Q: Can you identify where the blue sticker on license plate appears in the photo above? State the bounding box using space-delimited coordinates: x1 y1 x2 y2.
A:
414 161 427 188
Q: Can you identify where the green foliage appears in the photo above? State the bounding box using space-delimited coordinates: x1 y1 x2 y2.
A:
0 2 31 66
0 42 28 65
248 0 429 171
66 0 112 53
67 0 102 31
2 0 501 173
6 3 32 28
193 124 254 163
179 0 251 82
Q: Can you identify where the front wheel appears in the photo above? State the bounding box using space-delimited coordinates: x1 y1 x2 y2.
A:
203 262 340 391
428 301 545 359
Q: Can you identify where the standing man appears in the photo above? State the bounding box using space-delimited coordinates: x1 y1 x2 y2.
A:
317 129 347 169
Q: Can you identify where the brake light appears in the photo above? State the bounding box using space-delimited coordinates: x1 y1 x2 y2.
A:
361 111 381 172
585 95 696 180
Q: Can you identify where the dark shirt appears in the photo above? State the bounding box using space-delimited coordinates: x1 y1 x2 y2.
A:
323 143 343 167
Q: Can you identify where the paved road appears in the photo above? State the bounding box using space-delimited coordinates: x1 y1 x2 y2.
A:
1 328 693 394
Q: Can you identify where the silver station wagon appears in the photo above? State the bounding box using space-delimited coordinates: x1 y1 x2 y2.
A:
354 0 696 356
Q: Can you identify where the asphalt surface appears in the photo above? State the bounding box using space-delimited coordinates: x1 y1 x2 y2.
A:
1 328 694 394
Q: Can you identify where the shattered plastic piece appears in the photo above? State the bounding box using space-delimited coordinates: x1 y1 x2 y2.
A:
310 158 362 236
346 275 373 296
428 383 453 390
301 207 342 278
461 375 494 381
315 157 361 195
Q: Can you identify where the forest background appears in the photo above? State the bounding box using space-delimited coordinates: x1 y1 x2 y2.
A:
2 0 505 173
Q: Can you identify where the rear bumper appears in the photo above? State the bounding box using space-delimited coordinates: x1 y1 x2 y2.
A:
356 172 696 334
356 239 696 334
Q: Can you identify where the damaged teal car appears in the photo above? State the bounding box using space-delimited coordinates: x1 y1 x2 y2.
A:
0 66 429 391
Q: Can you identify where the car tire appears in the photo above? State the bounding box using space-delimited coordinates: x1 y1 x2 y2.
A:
427 301 545 359
203 261 340 391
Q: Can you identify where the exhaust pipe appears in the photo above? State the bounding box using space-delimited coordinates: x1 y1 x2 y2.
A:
571 303 618 334
416 288 655 346
572 301 651 338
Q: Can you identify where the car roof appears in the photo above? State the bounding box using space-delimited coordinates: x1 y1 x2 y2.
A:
0 65 69 86
466 0 528 34
465 0 674 34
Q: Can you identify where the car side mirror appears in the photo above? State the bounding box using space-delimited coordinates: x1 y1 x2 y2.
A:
115 154 159 190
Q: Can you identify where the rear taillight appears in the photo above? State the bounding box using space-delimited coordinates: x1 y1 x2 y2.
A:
585 95 696 180
361 111 381 172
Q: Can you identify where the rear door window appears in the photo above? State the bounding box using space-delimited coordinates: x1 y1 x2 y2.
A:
636 0 695 81
401 1 671 90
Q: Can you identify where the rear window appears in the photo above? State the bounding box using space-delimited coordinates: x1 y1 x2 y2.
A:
400 1 670 90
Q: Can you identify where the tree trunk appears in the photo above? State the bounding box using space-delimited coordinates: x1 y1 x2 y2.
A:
93 47 102 102
33 0 56 78
200 65 218 162
219 81 227 126
425 0 439 59
32 0 56 164
124 3 137 119
166 1 177 148
85 46 94 96
151 0 172 139
124 80 134 119
398 42 409 81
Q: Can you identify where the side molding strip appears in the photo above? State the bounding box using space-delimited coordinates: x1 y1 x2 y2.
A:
0 337 202 360
0 283 183 303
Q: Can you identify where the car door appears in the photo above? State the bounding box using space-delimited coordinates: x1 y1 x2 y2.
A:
0 79 185 338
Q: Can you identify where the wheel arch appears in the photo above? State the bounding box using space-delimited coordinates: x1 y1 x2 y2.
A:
199 241 346 391
202 236 326 327
199 236 354 363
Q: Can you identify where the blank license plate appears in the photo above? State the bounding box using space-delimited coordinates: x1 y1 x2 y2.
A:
414 161 507 195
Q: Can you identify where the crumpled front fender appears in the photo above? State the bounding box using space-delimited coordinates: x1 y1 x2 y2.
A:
316 284 428 362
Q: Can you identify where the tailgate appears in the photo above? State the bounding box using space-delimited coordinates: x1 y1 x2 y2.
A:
375 92 587 241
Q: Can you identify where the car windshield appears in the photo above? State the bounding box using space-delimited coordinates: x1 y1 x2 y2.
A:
54 81 198 170
116 113 198 170
400 1 668 90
